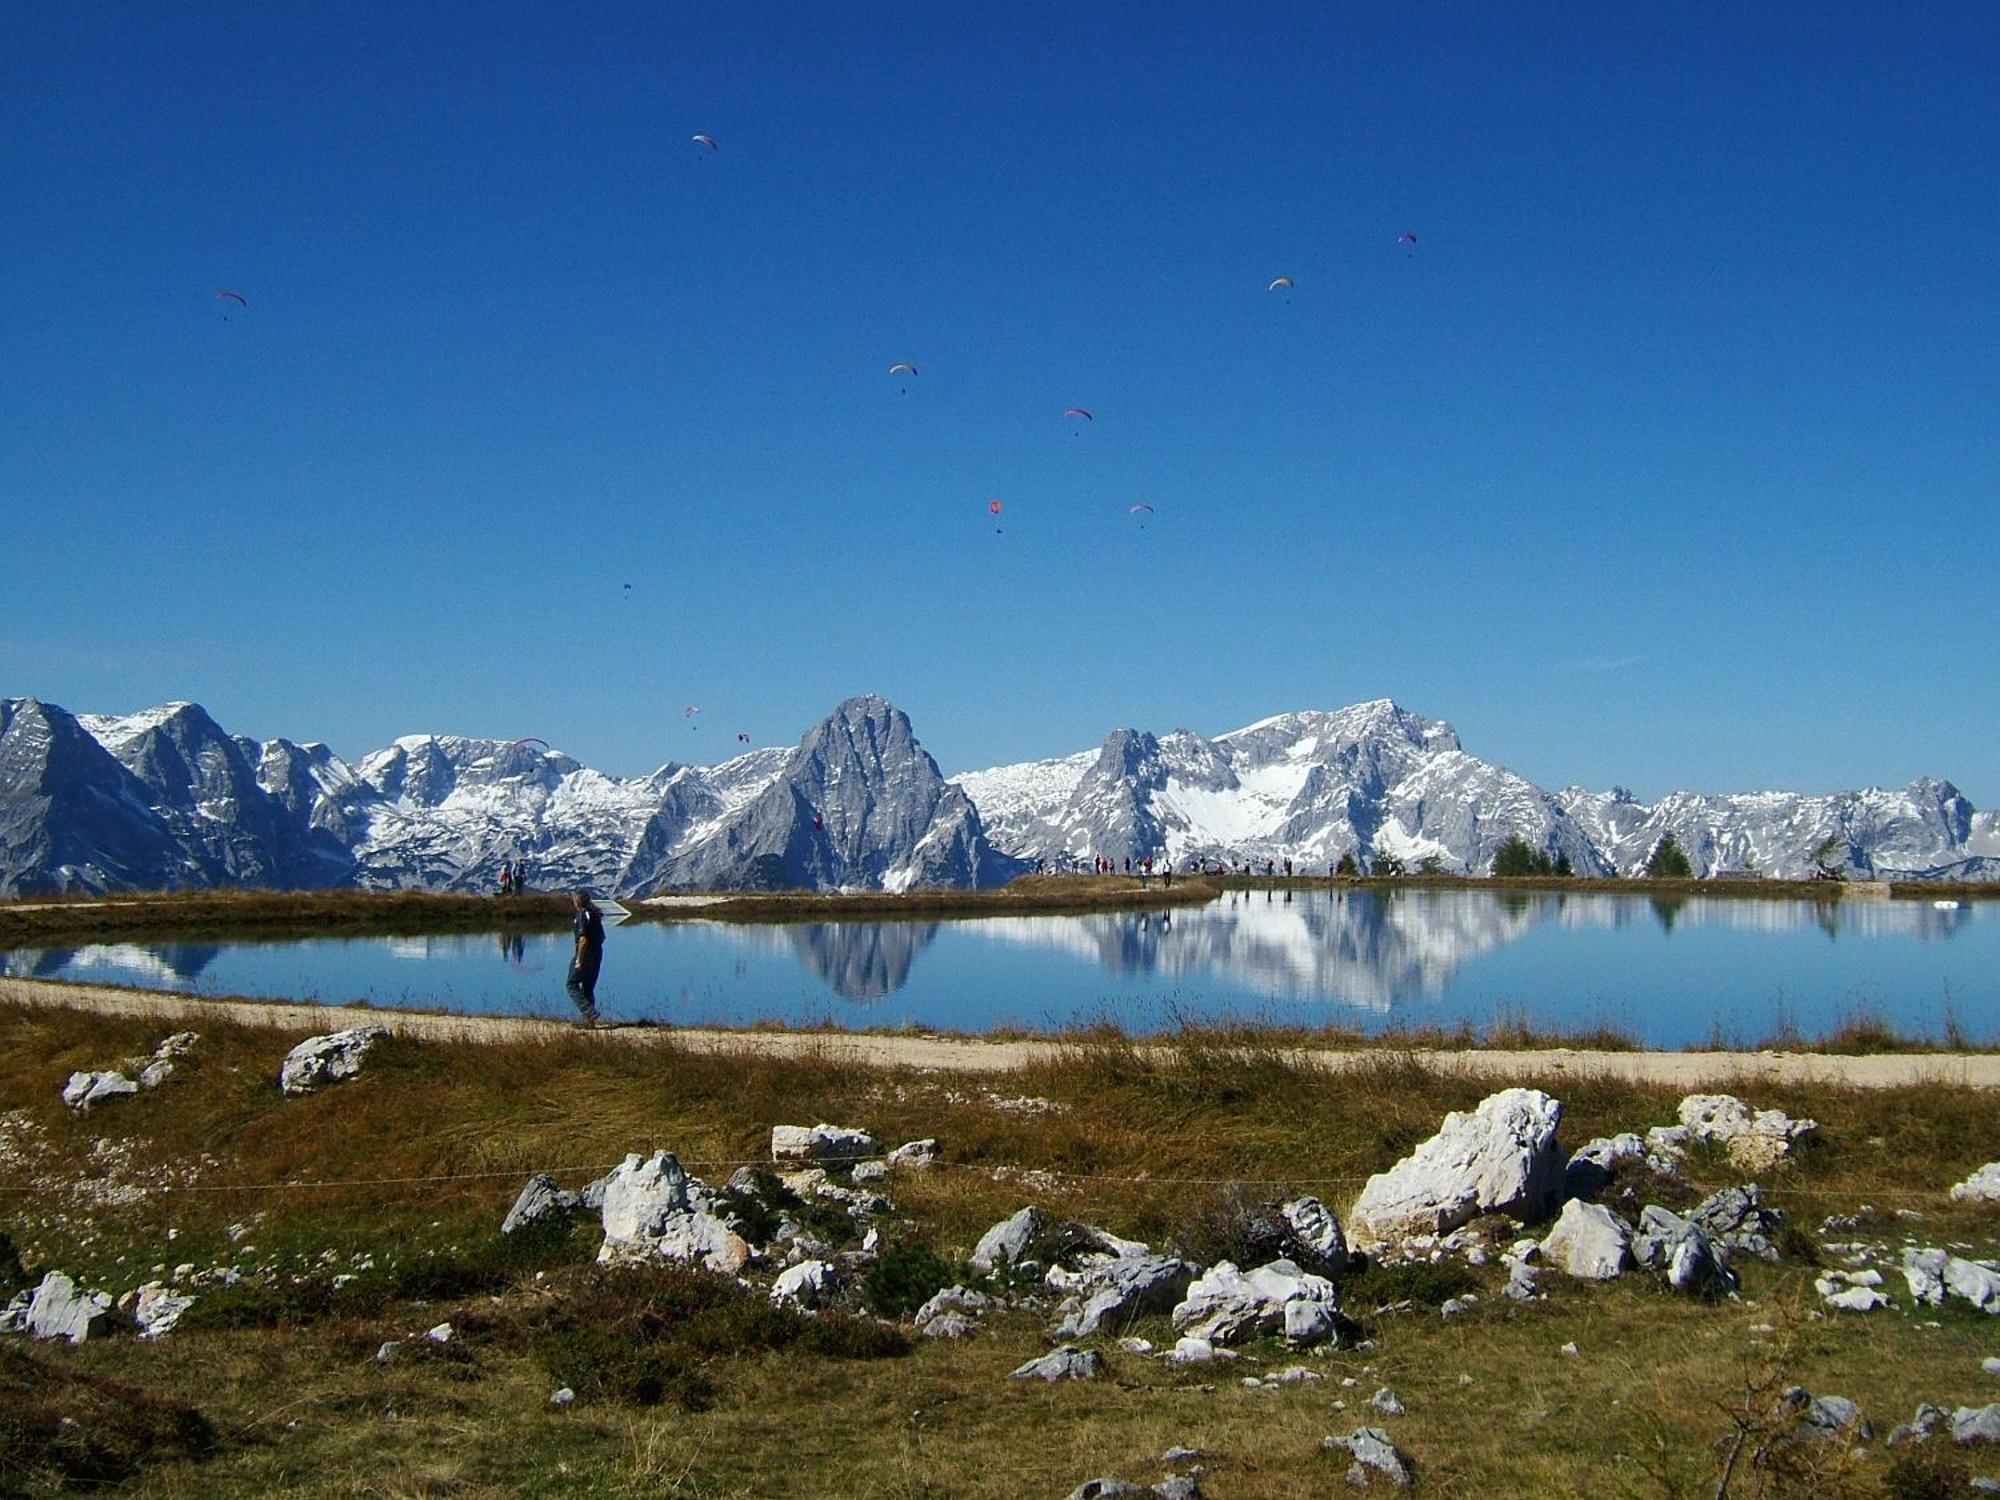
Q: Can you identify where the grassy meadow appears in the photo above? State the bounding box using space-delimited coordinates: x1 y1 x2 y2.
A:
1 1003 1996 1497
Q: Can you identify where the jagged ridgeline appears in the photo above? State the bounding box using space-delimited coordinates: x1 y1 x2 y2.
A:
0 695 1993 897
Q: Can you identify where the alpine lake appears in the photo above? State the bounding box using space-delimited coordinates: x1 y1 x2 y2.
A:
5 886 1994 1048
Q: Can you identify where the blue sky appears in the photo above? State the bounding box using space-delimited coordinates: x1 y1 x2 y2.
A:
4 2 1996 801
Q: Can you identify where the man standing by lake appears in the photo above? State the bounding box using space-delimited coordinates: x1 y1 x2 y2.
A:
567 889 605 1023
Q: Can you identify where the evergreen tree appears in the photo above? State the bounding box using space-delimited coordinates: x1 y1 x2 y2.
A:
1645 832 1693 879
1553 851 1573 877
1372 852 1406 878
1335 851 1359 877
1493 835 1541 876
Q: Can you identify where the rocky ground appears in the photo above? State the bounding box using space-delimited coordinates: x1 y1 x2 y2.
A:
1 1002 1997 1497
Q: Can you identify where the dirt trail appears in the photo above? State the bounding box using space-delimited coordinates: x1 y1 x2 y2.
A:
2 975 1993 1088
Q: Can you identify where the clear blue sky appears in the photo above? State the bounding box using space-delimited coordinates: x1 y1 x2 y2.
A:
4 2 1996 802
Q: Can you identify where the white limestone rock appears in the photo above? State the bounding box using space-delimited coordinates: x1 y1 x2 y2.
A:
970 1206 1043 1274
280 1026 389 1095
770 1123 876 1165
1951 1162 2000 1204
1170 1259 1341 1347
61 1070 139 1109
595 1150 750 1274
1055 1255 1196 1340
1539 1200 1631 1280
1011 1344 1104 1381
1675 1095 1818 1172
502 1174 582 1235
1347 1088 1565 1251
1322 1425 1411 1488
25 1272 115 1343
771 1259 835 1309
887 1138 939 1169
131 1282 195 1338
1902 1248 2000 1313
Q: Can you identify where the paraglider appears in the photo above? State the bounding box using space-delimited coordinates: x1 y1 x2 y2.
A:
215 289 247 307
1397 232 1418 246
509 737 550 752
691 133 718 152
683 705 700 729
812 812 824 831
1064 407 1093 421
1128 502 1154 529
737 732 750 744
888 361 917 394
988 498 1003 534
1267 276 1294 292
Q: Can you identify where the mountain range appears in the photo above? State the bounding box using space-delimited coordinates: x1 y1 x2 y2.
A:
0 693 1993 898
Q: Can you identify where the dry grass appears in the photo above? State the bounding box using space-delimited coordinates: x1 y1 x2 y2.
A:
1 1006 1996 1497
0 889 573 948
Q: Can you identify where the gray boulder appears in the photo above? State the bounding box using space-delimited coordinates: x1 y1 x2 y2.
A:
913 1285 991 1326
1901 1247 2000 1313
501 1174 582 1235
1347 1088 1565 1251
1689 1185 1786 1262
280 1026 388 1095
1563 1133 1651 1199
1323 1425 1411 1487
771 1259 835 1309
1632 1206 1737 1294
1010 1344 1104 1381
1675 1095 1818 1172
1950 1162 2000 1204
1886 1404 1951 1446
1170 1258 1342 1347
1783 1386 1869 1441
1055 1254 1197 1340
770 1123 876 1165
61 1070 138 1109
921 1310 976 1339
1954 1403 2000 1445
970 1206 1042 1273
595 1150 750 1273
130 1282 195 1338
24 1271 115 1343
887 1138 939 1169
1538 1200 1631 1280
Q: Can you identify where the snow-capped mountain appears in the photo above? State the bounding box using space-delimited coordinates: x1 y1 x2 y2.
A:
0 694 1014 897
1 692 1992 895
954 698 1996 880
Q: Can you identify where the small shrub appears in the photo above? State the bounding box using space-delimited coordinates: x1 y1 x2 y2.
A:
531 1262 907 1409
1881 1446 1970 1499
0 1228 26 1297
862 1241 960 1319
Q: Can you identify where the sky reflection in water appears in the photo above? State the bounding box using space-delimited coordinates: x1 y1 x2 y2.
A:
5 891 1989 1048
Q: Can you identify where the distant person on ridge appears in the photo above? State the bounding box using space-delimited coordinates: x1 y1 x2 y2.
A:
567 889 606 1023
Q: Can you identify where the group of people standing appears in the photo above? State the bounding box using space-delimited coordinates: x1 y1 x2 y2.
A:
496 858 532 895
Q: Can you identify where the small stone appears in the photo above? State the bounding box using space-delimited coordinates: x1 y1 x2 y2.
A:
922 1311 975 1339
852 1160 889 1183
1371 1386 1405 1417
1010 1344 1103 1382
426 1322 453 1344
1983 1356 2000 1375
887 1138 939 1169
548 1387 575 1408
375 1340 404 1364
1322 1425 1411 1488
1559 1341 1579 1357
1118 1336 1154 1355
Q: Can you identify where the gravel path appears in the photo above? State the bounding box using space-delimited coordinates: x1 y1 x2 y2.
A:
2 975 1993 1087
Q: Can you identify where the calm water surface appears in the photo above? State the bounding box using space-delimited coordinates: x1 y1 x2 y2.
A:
5 890 1991 1048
